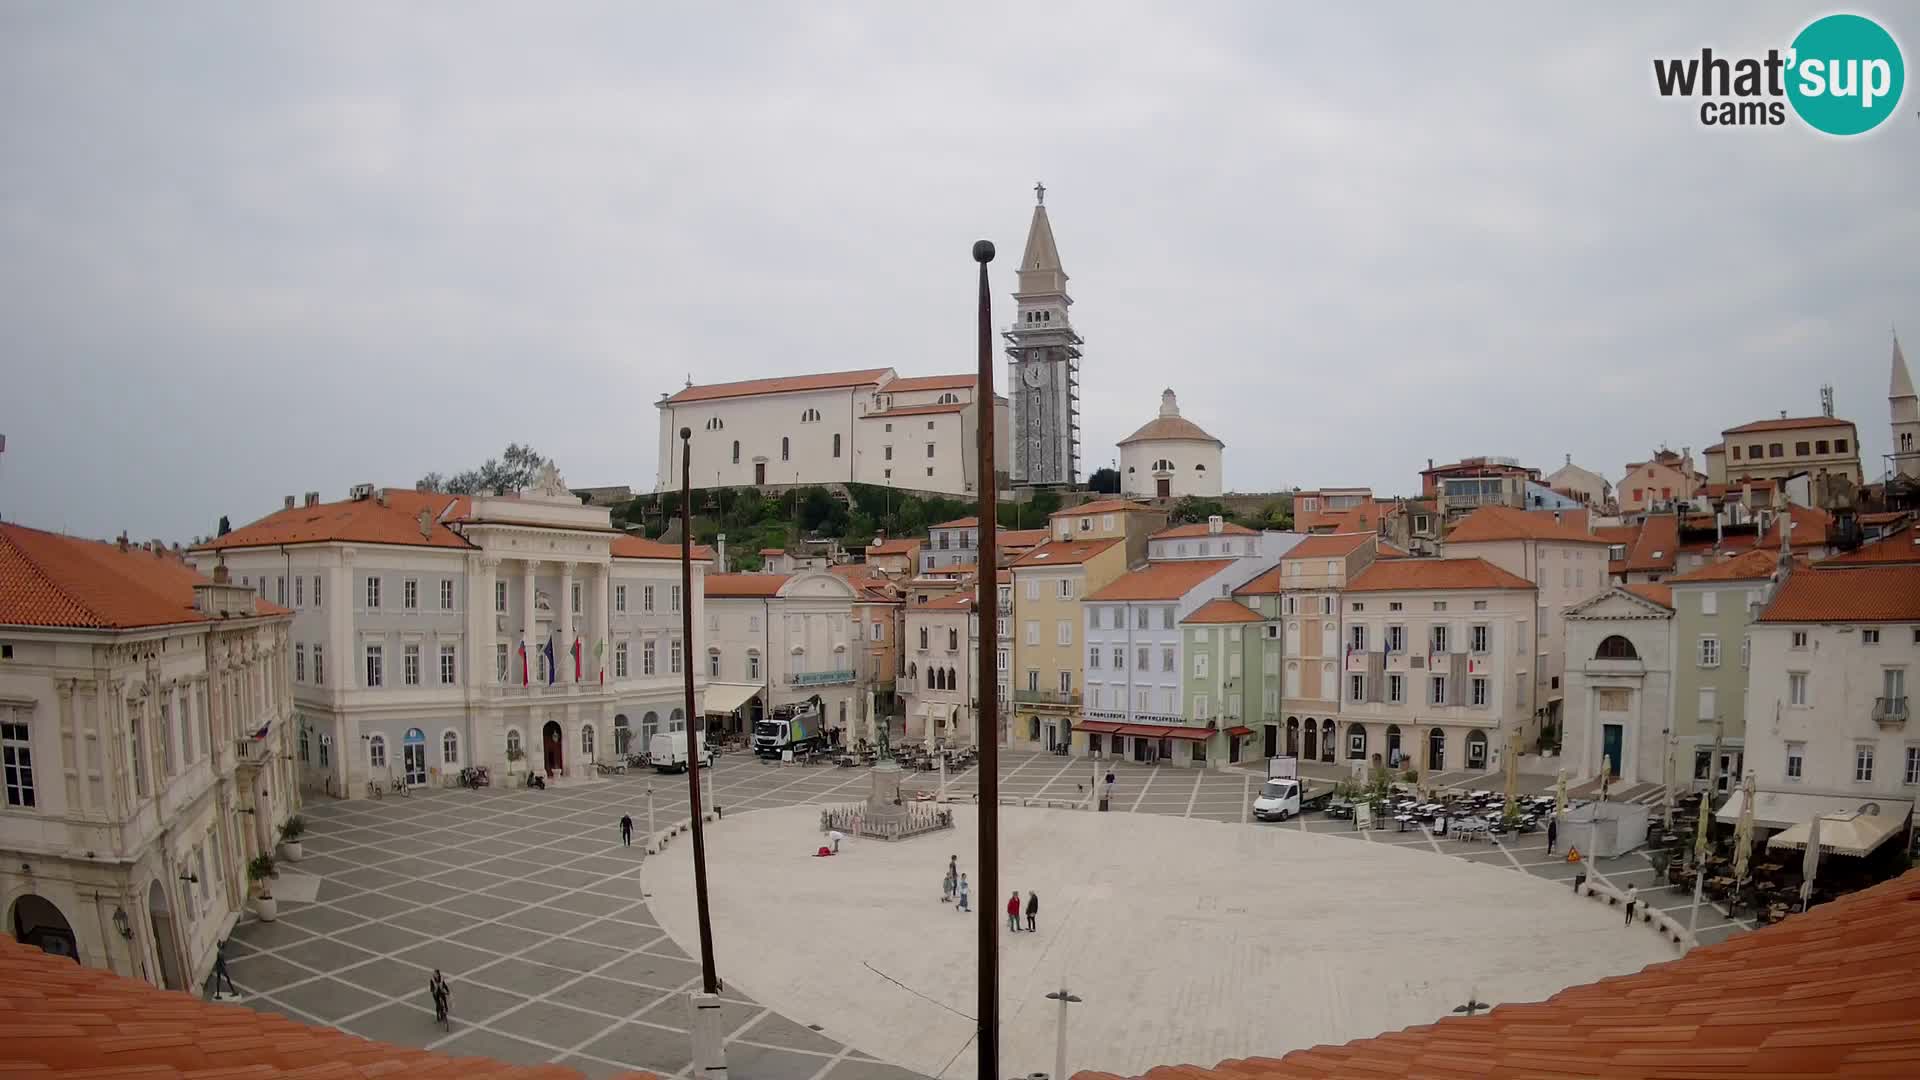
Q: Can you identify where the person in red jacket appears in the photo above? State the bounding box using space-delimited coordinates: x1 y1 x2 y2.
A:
1007 890 1022 932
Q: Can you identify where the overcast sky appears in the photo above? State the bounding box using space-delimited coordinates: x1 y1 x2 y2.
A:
3 2 1916 541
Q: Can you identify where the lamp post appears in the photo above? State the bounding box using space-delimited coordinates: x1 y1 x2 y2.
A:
1045 986 1082 1080
679 427 727 1080
647 784 656 854
971 237 1002 1080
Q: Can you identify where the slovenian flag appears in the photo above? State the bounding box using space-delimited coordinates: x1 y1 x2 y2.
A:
571 636 582 681
543 636 557 686
595 639 606 685
519 640 529 686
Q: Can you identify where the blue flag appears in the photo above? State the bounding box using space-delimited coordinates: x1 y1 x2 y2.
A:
543 636 557 686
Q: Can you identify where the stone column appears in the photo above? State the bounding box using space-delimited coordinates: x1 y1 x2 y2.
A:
560 562 577 685
478 555 500 688
596 564 613 690
521 560 538 686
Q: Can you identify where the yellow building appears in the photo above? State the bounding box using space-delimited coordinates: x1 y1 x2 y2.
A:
1009 500 1168 750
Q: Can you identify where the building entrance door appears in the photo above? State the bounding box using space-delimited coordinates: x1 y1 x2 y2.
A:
1601 724 1623 778
1156 478 1171 498
1263 725 1278 758
403 742 426 787
754 462 766 485
1303 723 1316 761
542 720 564 776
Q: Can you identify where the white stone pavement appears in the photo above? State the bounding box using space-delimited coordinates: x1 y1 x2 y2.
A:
647 804 1675 1080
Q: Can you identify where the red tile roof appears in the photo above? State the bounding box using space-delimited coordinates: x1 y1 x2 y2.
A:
1117 414 1221 446
1088 559 1236 601
1346 557 1535 593
1053 499 1158 517
0 523 279 630
881 373 977 392
1375 542 1410 559
1151 521 1258 539
864 538 922 556
194 490 477 552
931 517 983 529
1282 532 1377 560
1444 506 1607 545
1757 564 1920 622
1667 549 1781 584
1753 504 1835 551
1302 505 1379 534
663 367 893 404
1823 523 1920 565
1623 513 1680 573
1000 528 1051 549
703 573 790 598
1622 582 1674 609
1076 869 1920 1080
1012 538 1121 568
1182 597 1264 624
0 937 650 1080
609 535 713 561
1724 414 1858 434
864 402 969 418
1231 565 1284 597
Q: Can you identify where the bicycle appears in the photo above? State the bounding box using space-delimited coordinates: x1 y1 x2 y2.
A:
430 986 451 1030
367 779 383 800
391 777 410 797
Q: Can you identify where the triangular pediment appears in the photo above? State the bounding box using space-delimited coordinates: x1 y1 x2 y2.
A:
1567 588 1671 620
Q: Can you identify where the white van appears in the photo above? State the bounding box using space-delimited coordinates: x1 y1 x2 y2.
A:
649 730 715 773
1252 777 1301 821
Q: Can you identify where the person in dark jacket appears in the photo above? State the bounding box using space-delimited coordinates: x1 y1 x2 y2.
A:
620 814 633 846
1545 816 1559 856
1025 891 1038 931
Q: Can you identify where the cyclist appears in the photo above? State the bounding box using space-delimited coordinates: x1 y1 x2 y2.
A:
428 969 451 1028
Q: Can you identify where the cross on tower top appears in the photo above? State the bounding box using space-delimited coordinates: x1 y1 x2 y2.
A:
1034 180 1045 206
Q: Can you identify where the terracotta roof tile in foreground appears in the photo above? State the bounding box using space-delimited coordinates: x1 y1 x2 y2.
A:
1347 557 1534 593
1012 538 1121 568
0 938 653 1079
663 366 893 404
1231 565 1284 597
1623 513 1680 573
1757 563 1920 623
1182 597 1264 624
1 523 230 630
1088 559 1236 602
1073 869 1920 1080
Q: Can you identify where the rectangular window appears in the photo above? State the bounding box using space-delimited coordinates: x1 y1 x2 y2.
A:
1 721 33 808
1855 744 1874 783
1700 590 1717 616
1056 621 1072 646
1430 676 1447 705
1906 746 1920 786
294 575 304 607
1835 439 1850 453
643 641 657 676
441 579 455 609
708 651 720 677
1768 443 1783 458
1161 647 1175 672
1137 647 1150 671
616 643 630 678
1431 625 1450 653
130 717 146 796
615 584 627 613
404 644 420 686
366 645 384 688
1790 672 1808 706
404 578 418 610
1472 599 1487 611
276 576 286 605
1795 441 1810 456
1791 630 1808 649
314 574 323 606
366 576 381 609
1088 647 1101 670
1195 653 1209 677
294 644 306 682
496 642 509 682
1471 677 1488 706
1349 625 1367 652
1056 579 1071 599
496 580 508 612
1786 742 1804 780
313 644 324 686
1386 624 1404 653
1111 647 1124 670
1136 607 1150 629
670 639 682 674
1161 607 1175 630
1027 669 1040 691
1816 439 1830 453
671 585 682 612
1349 673 1364 702
440 644 456 685
1470 624 1489 654
644 585 655 612
1388 673 1404 704
1698 636 1720 668
1863 627 1881 645
1059 670 1072 694
1025 621 1039 646
1699 685 1716 721
572 582 583 614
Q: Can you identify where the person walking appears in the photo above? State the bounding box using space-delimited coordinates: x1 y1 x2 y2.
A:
428 969 452 1028
1007 891 1022 932
1545 817 1558 856
619 814 633 847
211 939 236 998
956 873 970 912
942 856 958 903
1025 891 1038 932
1102 770 1116 812
1624 884 1639 926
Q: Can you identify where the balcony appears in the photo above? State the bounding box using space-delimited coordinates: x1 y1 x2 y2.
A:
788 669 856 688
234 733 272 766
1013 688 1081 709
1874 696 1908 728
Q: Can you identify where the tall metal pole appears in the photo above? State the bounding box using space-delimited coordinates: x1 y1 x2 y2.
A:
1046 987 1082 1080
680 427 720 994
971 238 1000 1080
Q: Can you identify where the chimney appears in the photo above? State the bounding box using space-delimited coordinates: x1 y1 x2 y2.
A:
116 532 129 552
1553 510 1562 525
376 488 389 507
717 533 728 570
418 508 432 538
1427 458 1434 470
284 495 295 510
212 558 230 584
1207 514 1223 535
305 491 320 508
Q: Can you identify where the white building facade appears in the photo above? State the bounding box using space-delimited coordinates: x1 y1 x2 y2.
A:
2 525 294 996
703 571 862 743
190 473 705 798
1562 586 1675 787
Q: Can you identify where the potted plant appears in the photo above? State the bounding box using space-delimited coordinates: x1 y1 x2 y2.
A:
247 852 277 922
278 816 306 862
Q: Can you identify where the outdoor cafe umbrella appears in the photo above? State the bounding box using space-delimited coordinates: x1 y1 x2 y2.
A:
1693 777 1712 866
1686 777 1714 942
1503 731 1519 809
1554 768 1568 830
1800 813 1823 912
1731 771 1756 886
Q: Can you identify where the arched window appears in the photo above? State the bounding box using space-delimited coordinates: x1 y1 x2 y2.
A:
1320 719 1336 762
1466 729 1489 769
442 730 459 765
368 734 387 769
669 708 685 732
642 711 660 743
299 725 310 764
947 667 957 690
705 417 724 431
1029 716 1041 740
782 436 790 461
1427 727 1446 770
1595 635 1639 660
937 392 959 405
614 714 631 755
833 433 841 457
908 661 917 680
801 408 821 423
747 650 761 679
505 728 522 758
1153 459 1174 472
1195 463 1206 472
1346 722 1367 760
582 724 596 758
732 440 740 464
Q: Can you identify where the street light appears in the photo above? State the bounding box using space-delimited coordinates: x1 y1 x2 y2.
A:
112 906 132 940
1045 987 1082 1080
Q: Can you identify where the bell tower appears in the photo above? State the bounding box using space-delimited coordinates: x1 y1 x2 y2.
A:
1892 333 1919 480
1003 182 1082 487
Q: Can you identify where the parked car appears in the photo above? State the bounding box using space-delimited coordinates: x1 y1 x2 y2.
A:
649 730 715 773
1252 777 1302 821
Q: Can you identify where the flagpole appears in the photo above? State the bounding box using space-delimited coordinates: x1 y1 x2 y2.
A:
971 237 1001 1080
679 426 720 995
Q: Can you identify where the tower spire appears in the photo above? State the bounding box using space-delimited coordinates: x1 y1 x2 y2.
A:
1892 330 1915 401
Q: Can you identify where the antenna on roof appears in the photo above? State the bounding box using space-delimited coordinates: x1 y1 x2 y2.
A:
1819 383 1834 418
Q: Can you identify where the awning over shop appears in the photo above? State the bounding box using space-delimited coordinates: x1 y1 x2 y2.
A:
1767 800 1913 857
1224 726 1254 738
1077 720 1126 735
1715 789 1870 829
702 681 762 715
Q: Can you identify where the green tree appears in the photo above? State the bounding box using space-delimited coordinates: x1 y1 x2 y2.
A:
217 515 231 536
1169 497 1231 525
418 442 555 496
1088 467 1121 494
